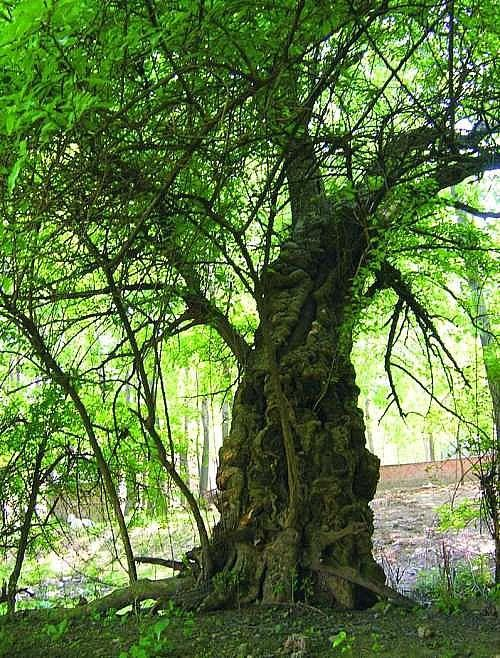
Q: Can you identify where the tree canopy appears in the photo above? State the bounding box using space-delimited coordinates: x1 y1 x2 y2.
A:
0 0 498 612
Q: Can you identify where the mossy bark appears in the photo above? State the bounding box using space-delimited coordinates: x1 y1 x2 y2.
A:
207 231 385 609
193 124 389 609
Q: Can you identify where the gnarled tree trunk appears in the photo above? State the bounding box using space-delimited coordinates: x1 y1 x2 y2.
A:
208 223 384 609
185 126 389 610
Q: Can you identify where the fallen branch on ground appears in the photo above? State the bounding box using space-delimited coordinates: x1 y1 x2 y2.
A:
134 556 185 571
311 561 415 608
10 576 200 622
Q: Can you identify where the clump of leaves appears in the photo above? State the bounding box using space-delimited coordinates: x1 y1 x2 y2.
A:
436 499 480 531
44 618 69 642
119 618 172 658
119 603 194 658
371 632 384 653
330 629 355 654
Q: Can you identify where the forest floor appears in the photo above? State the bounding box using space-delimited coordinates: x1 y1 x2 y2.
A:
1 595 499 657
1 481 498 657
371 481 493 594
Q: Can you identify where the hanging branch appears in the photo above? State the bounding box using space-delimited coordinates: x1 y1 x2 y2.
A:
383 298 406 419
370 260 473 421
379 262 468 382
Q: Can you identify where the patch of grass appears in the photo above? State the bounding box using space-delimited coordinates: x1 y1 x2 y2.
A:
415 555 493 613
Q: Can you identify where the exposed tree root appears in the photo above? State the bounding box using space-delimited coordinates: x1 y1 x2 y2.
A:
135 556 185 571
80 577 198 616
311 561 415 608
11 576 201 622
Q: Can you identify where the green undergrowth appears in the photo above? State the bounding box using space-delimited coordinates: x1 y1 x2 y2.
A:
414 556 498 615
436 499 481 531
1 600 499 658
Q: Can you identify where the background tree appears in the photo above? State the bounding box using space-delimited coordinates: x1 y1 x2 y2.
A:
0 385 78 612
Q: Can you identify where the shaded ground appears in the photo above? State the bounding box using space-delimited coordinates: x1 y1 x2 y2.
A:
1 599 499 657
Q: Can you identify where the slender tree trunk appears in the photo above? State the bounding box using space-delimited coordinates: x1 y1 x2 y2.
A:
124 471 139 516
181 413 190 488
221 365 232 442
179 368 190 489
454 196 499 438
463 257 500 438
199 397 210 497
426 433 435 462
364 398 375 454
221 398 231 442
455 200 499 584
7 440 46 613
496 524 500 585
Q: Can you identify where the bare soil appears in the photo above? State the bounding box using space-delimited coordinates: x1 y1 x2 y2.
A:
371 481 493 593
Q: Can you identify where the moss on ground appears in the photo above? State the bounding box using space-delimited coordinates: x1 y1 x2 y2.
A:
1 602 498 657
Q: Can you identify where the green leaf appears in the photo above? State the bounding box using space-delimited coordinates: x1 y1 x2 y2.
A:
7 141 27 194
5 110 17 135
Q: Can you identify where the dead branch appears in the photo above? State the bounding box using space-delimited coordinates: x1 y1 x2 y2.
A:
311 561 415 608
135 556 185 571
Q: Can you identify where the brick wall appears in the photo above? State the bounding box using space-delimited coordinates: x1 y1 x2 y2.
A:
377 457 480 490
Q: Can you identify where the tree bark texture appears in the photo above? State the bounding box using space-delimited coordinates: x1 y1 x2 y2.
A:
209 214 384 608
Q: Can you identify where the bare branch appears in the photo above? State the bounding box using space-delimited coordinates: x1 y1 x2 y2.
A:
443 199 500 219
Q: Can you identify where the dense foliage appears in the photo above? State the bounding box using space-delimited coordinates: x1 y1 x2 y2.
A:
0 0 498 614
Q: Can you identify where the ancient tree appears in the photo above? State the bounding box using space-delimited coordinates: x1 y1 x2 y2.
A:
0 0 498 609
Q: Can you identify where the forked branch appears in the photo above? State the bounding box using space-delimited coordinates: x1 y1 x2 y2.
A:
372 261 469 419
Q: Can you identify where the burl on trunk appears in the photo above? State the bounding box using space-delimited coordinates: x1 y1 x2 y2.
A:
207 234 385 609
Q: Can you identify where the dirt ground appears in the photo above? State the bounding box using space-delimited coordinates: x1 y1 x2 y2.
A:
371 481 493 593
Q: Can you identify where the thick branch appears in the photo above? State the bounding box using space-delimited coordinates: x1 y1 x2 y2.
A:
434 150 500 191
444 199 500 219
183 292 251 366
368 124 499 217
